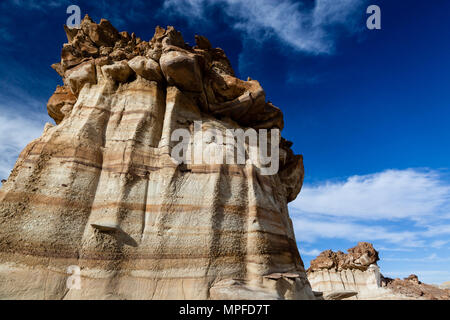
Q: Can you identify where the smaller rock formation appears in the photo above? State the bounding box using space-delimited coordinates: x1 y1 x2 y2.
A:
309 242 379 271
381 275 450 300
307 242 450 300
307 242 384 299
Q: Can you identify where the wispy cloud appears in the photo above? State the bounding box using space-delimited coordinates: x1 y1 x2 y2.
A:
163 0 368 54
291 169 450 221
430 240 450 248
290 168 450 252
383 253 450 263
292 216 426 246
299 248 322 257
377 247 414 252
0 85 48 179
0 110 45 179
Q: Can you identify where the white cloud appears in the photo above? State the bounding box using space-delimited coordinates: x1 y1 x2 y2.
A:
163 0 368 54
424 224 450 237
289 169 450 251
0 110 45 179
292 216 426 247
291 169 450 221
0 87 48 179
383 253 450 263
430 240 449 248
299 248 321 256
377 247 414 252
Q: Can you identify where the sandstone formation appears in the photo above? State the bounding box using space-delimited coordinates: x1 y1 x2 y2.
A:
307 242 385 299
381 275 450 300
307 242 450 300
0 16 314 300
440 281 450 290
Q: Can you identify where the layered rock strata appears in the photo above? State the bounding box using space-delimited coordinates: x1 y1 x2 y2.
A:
307 242 385 299
0 16 314 300
307 242 450 300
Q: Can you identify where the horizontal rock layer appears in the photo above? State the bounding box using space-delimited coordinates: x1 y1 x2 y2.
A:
307 243 450 300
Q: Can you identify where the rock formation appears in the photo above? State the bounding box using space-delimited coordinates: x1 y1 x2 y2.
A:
381 275 450 300
307 242 384 299
307 242 450 300
0 16 314 300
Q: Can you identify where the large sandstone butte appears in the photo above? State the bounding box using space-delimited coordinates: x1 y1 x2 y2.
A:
0 16 315 300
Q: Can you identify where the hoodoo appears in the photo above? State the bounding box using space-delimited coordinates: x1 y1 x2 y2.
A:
307 242 450 300
0 16 314 300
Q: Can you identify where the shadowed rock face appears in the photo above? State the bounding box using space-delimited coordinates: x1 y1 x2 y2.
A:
0 16 314 300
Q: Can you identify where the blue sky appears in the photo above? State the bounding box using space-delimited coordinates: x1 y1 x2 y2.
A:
0 0 449 284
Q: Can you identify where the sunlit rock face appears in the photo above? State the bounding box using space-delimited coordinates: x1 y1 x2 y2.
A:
307 242 450 300
0 16 314 300
307 242 385 300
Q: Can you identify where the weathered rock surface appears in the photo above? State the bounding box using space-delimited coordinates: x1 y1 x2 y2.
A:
128 56 163 82
307 243 450 300
381 275 450 300
309 242 379 272
101 60 133 82
0 16 313 300
46 85 77 124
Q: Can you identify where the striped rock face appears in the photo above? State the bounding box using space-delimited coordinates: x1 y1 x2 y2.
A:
306 242 441 300
0 16 314 300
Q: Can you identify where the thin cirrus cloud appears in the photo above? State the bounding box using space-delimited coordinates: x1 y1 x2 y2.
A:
0 87 48 179
299 248 322 257
0 110 45 179
163 0 368 54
